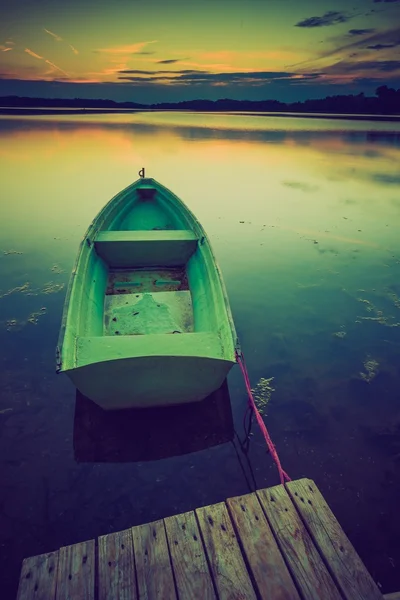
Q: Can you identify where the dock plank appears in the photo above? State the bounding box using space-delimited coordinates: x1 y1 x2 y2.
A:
56 540 95 600
132 519 177 600
98 528 136 600
196 501 257 600
165 510 216 600
17 551 59 600
287 478 383 600
257 485 342 600
227 492 300 600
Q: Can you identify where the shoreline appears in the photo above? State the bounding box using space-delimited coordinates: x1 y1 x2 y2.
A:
0 107 400 122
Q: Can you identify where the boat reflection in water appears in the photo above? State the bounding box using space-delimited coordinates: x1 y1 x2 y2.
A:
73 379 234 463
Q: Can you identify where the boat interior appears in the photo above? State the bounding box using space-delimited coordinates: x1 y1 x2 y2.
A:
77 184 221 343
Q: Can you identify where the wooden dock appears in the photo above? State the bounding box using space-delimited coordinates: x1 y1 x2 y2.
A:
16 477 394 599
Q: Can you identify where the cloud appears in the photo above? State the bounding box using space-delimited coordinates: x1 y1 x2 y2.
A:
136 51 156 55
322 58 400 74
367 42 399 49
44 28 62 42
373 0 400 3
44 59 69 76
96 41 157 54
25 48 44 60
349 29 376 35
118 69 324 86
296 11 351 28
290 26 400 68
44 28 78 54
1 46 13 52
157 58 188 64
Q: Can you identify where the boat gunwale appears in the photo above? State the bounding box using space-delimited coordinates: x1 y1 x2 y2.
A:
56 177 239 373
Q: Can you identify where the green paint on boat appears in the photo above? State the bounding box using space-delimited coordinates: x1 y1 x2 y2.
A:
56 177 239 410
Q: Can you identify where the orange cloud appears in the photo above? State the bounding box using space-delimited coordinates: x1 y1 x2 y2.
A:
69 44 79 55
25 48 43 60
45 59 69 76
96 40 158 54
1 46 12 52
44 28 62 42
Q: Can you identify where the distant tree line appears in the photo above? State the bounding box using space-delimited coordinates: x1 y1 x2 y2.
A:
0 86 399 115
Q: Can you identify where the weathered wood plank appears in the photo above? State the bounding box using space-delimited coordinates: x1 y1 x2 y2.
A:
287 478 383 600
98 528 136 600
227 492 300 600
17 551 59 600
132 519 177 600
56 540 95 600
196 501 257 600
164 510 216 600
257 485 342 600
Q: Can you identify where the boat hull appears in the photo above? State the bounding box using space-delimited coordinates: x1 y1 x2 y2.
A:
66 354 234 410
57 177 239 409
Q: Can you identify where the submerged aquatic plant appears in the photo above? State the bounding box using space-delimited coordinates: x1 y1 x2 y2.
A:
3 249 23 255
0 281 64 299
356 292 400 328
251 377 275 415
4 307 47 331
360 357 379 383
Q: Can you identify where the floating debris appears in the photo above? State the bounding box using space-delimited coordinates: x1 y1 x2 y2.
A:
51 264 64 274
3 249 23 255
356 292 400 328
27 307 47 325
251 377 275 416
0 282 30 299
41 282 64 294
360 357 379 383
4 307 47 331
388 291 400 310
333 331 346 338
0 281 64 299
5 318 20 331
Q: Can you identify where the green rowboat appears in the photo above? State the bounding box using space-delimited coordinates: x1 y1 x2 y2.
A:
56 176 239 409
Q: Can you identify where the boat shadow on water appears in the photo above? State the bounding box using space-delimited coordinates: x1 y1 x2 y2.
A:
73 379 234 463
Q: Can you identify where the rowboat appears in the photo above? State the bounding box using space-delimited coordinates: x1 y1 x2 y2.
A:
56 174 239 410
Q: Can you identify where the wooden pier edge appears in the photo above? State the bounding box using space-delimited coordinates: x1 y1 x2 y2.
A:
16 477 395 600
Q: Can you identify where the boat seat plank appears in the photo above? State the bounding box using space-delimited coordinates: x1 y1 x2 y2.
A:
98 528 137 600
286 479 384 600
95 230 198 242
56 540 95 600
76 332 225 366
94 230 198 268
196 502 257 600
132 519 177 600
17 551 59 600
257 485 342 600
227 492 300 600
164 511 216 600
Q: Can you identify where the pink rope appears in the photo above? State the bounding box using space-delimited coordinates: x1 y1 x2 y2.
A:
236 350 291 486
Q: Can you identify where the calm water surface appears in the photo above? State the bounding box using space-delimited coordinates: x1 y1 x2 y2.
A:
1 111 400 598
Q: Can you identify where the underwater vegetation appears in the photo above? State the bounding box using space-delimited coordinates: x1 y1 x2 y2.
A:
0 281 64 299
356 289 400 328
251 377 275 416
360 357 379 383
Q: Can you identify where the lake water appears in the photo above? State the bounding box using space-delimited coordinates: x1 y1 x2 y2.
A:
1 111 400 598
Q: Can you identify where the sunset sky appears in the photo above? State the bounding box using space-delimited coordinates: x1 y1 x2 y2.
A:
0 0 400 103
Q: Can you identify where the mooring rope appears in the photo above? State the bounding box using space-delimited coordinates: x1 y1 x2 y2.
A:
236 350 291 486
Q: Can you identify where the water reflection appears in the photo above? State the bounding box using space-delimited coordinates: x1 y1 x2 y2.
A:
73 381 234 463
1 112 400 599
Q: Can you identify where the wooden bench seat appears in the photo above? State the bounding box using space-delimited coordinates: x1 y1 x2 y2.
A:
94 230 198 267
